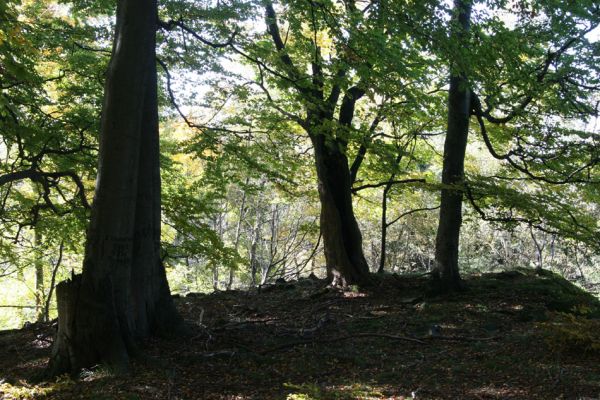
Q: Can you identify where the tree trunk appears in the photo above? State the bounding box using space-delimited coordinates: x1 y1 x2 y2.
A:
212 213 225 291
47 0 182 376
44 241 63 323
378 150 404 274
433 0 472 292
378 186 389 274
249 204 262 287
263 2 371 288
34 229 45 322
260 203 279 285
311 132 371 287
227 180 248 290
530 225 545 272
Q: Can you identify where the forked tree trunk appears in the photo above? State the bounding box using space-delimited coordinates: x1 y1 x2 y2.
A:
311 132 371 287
264 2 371 287
529 225 546 272
47 0 182 376
433 0 472 292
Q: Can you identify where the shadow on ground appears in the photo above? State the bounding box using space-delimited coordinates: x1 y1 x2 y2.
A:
1 269 600 399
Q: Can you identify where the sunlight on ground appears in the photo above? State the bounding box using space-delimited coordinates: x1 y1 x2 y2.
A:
468 385 529 398
285 382 416 400
30 336 52 350
0 369 114 400
342 286 369 298
0 376 73 400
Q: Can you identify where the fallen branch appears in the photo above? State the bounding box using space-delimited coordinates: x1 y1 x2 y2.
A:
194 350 237 358
426 335 499 342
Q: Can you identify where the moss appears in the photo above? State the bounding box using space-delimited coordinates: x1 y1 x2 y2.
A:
512 271 600 317
0 375 75 400
538 312 600 355
469 268 600 318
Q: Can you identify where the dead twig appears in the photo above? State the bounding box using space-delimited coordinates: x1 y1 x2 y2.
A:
426 335 500 342
213 317 280 331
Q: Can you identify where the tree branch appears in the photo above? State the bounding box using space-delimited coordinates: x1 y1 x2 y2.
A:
158 19 237 48
0 168 90 209
480 23 599 123
352 178 425 193
471 93 599 184
349 107 384 185
386 206 440 228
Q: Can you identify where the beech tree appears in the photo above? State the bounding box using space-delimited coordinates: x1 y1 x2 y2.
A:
47 0 183 375
207 0 435 286
432 0 600 291
433 0 472 291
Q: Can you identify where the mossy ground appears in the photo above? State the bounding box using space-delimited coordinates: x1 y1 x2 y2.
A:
1 269 599 399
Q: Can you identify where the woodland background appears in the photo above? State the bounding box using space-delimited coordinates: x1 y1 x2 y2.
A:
1 0 599 330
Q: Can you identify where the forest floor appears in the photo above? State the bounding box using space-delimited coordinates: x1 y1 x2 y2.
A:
1 269 600 399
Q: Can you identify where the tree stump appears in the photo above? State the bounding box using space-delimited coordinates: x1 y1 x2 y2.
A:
46 275 80 376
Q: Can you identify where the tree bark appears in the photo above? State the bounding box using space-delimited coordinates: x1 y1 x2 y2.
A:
249 201 263 287
433 0 472 292
47 0 183 376
311 131 371 287
378 185 390 274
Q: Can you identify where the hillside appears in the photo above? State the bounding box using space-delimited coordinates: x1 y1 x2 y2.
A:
1 270 600 399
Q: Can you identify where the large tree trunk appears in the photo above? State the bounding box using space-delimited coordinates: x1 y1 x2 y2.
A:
433 0 472 292
311 132 371 287
129 39 182 338
47 0 182 376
